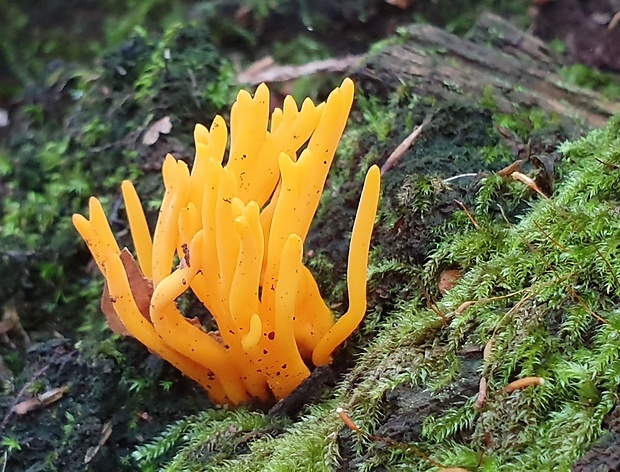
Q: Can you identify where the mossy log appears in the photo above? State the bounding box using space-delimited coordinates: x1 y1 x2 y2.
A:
133 14 620 472
4 12 620 472
358 12 619 128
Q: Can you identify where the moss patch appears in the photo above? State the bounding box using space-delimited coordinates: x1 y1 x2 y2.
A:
114 81 620 472
0 26 235 340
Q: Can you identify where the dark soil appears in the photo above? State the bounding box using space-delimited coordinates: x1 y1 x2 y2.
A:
0 338 214 471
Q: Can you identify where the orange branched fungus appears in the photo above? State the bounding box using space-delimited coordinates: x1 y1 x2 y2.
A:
73 78 381 405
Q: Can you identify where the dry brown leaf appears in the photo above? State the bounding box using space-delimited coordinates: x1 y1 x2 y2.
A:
120 249 153 321
142 116 172 146
13 385 68 415
511 171 549 199
475 376 488 409
101 249 154 336
497 159 525 177
438 269 461 294
1 305 31 354
386 0 410 8
101 282 129 335
483 337 496 361
0 317 16 336
84 421 113 464
187 317 202 328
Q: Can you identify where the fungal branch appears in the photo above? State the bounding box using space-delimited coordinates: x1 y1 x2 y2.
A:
73 78 382 405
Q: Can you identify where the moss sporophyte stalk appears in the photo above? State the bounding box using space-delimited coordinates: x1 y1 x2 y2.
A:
73 78 381 406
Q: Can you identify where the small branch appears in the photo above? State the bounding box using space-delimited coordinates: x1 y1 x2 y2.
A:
443 173 479 183
336 407 449 469
569 287 608 324
237 55 364 85
532 220 568 252
380 114 433 175
474 377 488 409
454 200 480 229
1 365 49 430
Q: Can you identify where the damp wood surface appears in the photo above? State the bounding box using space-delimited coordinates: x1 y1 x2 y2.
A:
357 12 619 128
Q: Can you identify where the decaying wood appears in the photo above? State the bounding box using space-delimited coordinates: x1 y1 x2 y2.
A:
354 12 619 128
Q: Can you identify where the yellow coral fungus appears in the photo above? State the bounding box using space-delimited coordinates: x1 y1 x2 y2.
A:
73 78 381 405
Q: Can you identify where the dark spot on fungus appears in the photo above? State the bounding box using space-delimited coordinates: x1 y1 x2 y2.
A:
268 331 275 340
282 364 287 369
263 349 268 355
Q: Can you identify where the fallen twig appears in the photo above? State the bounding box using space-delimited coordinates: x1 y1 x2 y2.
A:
1 365 49 429
454 200 480 229
13 386 69 415
443 173 479 183
475 377 488 409
237 55 364 85
336 407 454 469
380 114 433 175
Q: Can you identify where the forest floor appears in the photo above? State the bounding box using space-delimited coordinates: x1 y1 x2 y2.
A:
2 1 620 471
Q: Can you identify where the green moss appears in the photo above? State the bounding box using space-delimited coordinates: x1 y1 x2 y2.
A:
418 116 620 468
0 25 235 341
132 111 620 470
560 63 620 100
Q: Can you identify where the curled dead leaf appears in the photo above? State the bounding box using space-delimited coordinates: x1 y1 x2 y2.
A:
497 159 525 177
143 116 172 146
511 171 549 199
84 421 113 464
475 377 487 409
438 269 462 294
101 248 154 336
483 337 495 361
